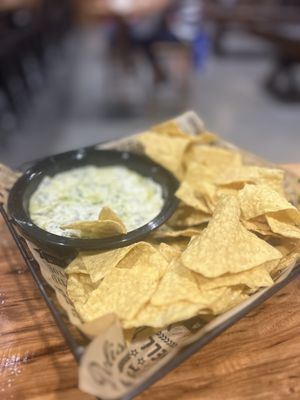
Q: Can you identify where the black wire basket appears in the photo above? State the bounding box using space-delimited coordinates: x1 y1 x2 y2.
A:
2 200 300 400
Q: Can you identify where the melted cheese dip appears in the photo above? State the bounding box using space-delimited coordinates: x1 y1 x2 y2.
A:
29 165 164 237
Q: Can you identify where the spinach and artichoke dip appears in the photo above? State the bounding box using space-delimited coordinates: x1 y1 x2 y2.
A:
29 166 164 237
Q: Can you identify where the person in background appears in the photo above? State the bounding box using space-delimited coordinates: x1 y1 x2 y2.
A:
88 0 203 84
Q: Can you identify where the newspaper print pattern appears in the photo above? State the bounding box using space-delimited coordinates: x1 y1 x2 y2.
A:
1 111 300 399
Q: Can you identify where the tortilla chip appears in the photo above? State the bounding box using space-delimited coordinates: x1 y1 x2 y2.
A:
166 204 211 228
182 162 219 211
209 287 249 315
191 131 219 144
238 184 299 221
181 196 282 277
151 260 229 308
195 263 274 291
242 218 274 236
80 242 155 283
152 120 188 137
152 120 217 143
215 187 239 202
67 273 95 306
125 301 206 329
264 252 300 278
65 254 89 275
151 224 203 240
61 219 126 239
138 132 190 179
217 166 284 193
157 242 182 263
98 207 126 229
151 260 202 305
272 240 299 257
266 214 300 239
175 181 212 214
157 237 191 253
77 260 161 323
184 145 242 172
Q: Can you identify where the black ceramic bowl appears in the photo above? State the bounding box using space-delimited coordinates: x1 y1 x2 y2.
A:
7 147 179 266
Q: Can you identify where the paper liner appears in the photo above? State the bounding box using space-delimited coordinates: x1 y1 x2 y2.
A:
1 111 300 400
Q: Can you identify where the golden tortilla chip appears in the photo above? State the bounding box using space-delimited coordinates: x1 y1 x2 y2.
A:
272 240 299 257
151 224 203 240
175 181 212 214
181 164 218 208
195 263 274 291
264 252 300 278
146 287 229 328
157 237 191 253
182 162 220 212
241 216 272 236
266 214 300 239
80 242 155 283
209 287 249 315
124 301 207 329
98 207 126 229
184 161 217 184
151 260 202 305
76 260 161 323
61 207 127 239
238 184 298 221
152 119 217 143
214 187 239 203
191 131 218 144
151 260 228 307
67 273 95 306
152 120 188 137
217 166 284 193
65 254 89 275
157 242 182 263
166 204 210 228
138 132 190 179
184 145 242 172
181 196 282 277
117 245 169 278
62 207 127 239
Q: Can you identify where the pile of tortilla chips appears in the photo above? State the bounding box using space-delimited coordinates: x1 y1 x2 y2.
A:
66 119 300 330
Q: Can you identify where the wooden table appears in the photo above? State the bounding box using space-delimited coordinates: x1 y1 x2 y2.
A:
1 164 300 400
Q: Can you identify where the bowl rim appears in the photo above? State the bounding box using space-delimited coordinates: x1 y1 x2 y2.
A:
7 147 179 251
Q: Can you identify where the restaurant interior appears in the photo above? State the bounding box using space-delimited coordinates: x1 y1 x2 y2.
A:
0 0 300 167
1 2 300 400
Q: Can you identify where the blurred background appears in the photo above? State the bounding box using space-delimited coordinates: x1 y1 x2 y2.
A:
0 0 299 167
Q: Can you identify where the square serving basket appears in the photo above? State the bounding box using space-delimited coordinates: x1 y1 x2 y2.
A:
2 138 300 400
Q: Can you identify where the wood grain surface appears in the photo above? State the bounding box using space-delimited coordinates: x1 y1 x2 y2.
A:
1 165 300 400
